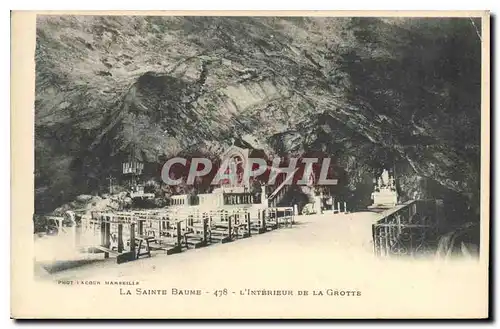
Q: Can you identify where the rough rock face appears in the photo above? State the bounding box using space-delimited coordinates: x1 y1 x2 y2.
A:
35 16 482 220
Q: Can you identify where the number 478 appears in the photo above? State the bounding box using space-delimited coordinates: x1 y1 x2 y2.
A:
214 289 228 297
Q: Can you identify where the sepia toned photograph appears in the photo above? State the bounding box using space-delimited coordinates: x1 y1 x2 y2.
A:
11 10 490 319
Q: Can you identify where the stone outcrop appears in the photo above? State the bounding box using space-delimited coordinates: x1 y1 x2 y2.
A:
35 16 481 222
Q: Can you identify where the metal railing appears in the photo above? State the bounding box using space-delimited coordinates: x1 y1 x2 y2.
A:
372 199 442 258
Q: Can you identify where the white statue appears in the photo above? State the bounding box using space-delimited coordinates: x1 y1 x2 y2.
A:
381 169 389 187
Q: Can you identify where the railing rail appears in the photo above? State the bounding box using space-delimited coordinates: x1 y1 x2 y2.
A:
372 199 442 258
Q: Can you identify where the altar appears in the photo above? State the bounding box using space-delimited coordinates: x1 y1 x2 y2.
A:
371 169 398 207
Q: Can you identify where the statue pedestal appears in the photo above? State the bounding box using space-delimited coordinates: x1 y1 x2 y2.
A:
314 195 323 214
372 188 398 207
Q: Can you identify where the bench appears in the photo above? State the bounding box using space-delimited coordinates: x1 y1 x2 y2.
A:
88 246 135 264
135 236 154 259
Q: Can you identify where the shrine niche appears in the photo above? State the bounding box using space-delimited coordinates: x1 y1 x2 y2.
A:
219 146 247 188
218 144 268 191
371 169 398 207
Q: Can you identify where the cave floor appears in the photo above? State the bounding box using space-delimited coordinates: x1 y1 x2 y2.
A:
37 210 385 282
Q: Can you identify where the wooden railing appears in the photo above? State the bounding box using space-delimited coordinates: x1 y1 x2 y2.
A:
372 199 442 257
81 205 295 264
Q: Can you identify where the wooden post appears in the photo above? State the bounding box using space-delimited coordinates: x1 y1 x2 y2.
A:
247 212 251 237
105 222 111 248
129 223 136 257
262 209 267 231
100 220 106 246
344 202 347 214
203 217 208 242
117 224 124 253
103 221 111 259
228 215 232 240
138 220 144 237
293 204 298 216
319 192 324 214
176 221 182 247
